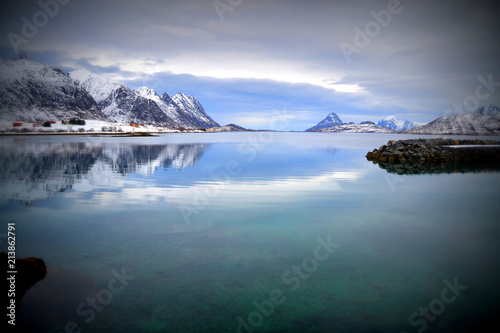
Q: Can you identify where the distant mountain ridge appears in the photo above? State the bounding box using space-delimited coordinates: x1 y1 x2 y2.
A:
403 105 500 135
306 112 395 133
206 123 249 132
377 116 425 131
0 58 219 129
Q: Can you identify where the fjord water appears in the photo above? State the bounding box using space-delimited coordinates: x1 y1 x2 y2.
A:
2 133 500 333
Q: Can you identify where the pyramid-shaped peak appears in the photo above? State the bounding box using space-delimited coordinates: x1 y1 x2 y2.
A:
305 112 343 131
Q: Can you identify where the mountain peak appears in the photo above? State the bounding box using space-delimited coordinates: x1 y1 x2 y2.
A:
171 92 219 128
326 112 340 119
135 86 159 98
69 69 127 104
306 112 343 132
174 92 192 100
70 69 95 83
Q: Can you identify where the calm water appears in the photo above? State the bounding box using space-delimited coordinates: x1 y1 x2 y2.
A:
1 133 500 333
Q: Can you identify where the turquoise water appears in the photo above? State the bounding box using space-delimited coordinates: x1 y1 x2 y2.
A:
1 133 500 333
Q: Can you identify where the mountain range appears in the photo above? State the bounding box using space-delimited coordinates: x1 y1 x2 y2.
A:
3 57 500 135
402 105 500 135
308 106 500 135
377 116 425 131
0 58 219 129
306 112 397 133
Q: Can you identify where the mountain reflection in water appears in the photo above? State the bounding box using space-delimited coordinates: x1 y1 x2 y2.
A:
0 141 208 205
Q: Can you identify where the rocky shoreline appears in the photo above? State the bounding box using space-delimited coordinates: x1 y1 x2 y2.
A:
366 139 500 174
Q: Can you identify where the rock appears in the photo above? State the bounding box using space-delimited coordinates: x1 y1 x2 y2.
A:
2 252 46 304
365 138 500 173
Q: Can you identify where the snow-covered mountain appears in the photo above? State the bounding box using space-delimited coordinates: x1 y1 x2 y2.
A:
403 112 500 135
316 121 397 133
70 69 218 129
134 87 219 129
377 116 426 131
0 58 106 122
70 70 177 127
404 120 427 130
171 92 220 128
305 112 343 132
476 105 500 119
134 87 182 124
0 57 219 128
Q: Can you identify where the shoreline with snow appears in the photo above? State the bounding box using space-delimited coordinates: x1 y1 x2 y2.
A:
0 119 199 135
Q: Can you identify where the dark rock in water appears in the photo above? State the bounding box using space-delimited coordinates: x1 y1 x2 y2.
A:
366 139 500 175
2 252 47 304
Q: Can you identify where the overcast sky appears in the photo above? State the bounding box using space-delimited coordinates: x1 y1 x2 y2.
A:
1 0 499 130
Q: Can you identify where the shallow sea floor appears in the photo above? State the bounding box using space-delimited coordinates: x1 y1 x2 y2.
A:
1 133 500 332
